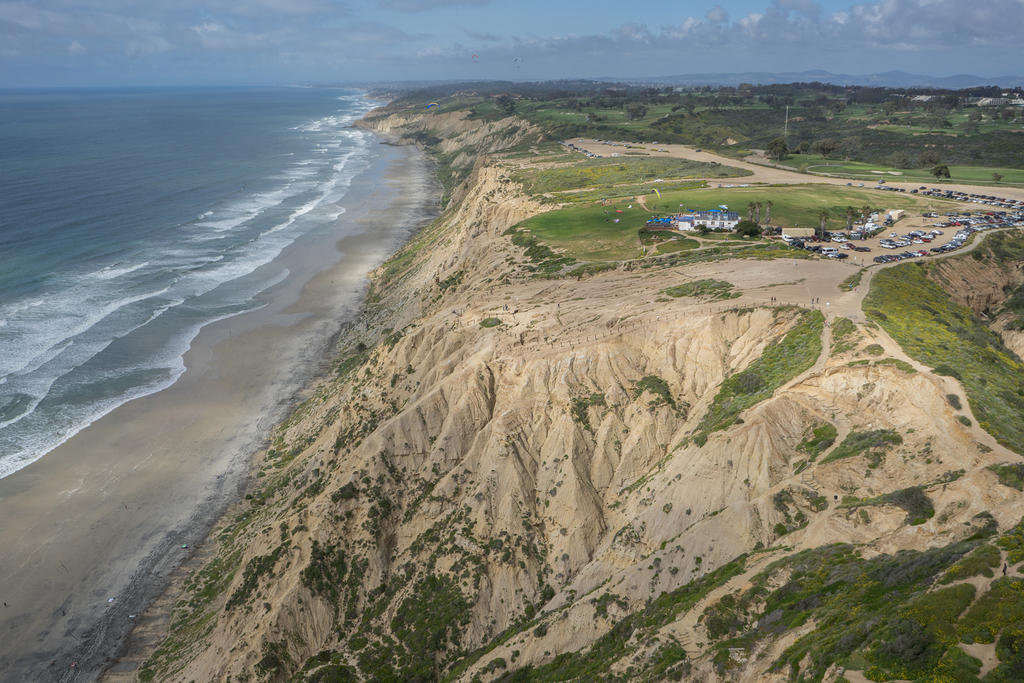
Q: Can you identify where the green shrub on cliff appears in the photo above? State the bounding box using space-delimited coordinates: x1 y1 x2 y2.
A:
697 309 823 436
663 279 739 301
989 463 1024 491
820 429 902 465
797 422 838 459
865 260 1024 453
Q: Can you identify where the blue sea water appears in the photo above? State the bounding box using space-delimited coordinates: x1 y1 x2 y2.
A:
0 87 378 478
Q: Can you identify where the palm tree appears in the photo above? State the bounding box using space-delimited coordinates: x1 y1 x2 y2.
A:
818 210 829 239
747 203 754 222
765 200 773 225
754 202 762 224
846 206 855 231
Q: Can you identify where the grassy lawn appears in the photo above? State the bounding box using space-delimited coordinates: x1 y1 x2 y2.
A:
863 261 1024 454
513 156 750 195
783 154 1024 187
515 202 649 261
541 179 708 205
647 184 956 233
515 184 955 262
653 238 700 255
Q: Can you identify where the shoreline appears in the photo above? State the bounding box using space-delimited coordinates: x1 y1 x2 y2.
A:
0 127 438 682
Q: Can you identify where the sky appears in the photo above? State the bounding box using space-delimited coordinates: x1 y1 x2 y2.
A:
0 0 1021 87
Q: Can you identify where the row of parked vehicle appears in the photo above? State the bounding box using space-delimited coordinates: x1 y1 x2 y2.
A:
872 210 1024 263
879 229 943 249
787 237 869 259
851 182 1024 213
913 188 1024 211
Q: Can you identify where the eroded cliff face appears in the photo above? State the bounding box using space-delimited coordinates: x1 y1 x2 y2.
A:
138 106 1024 683
926 241 1024 358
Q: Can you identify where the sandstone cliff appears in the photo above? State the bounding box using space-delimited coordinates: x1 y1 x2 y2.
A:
135 103 1024 683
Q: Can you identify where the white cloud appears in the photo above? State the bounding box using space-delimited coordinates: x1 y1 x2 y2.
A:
460 25 499 42
188 21 266 50
775 0 822 17
706 5 729 23
2 0 1022 84
377 0 489 12
126 35 171 56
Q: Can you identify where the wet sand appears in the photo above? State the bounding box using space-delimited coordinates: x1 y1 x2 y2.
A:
0 137 437 681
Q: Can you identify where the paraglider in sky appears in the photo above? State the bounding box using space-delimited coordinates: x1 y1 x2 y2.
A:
472 53 479 61
426 102 439 109
653 188 661 199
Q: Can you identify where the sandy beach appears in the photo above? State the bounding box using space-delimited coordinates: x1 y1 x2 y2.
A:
0 136 437 682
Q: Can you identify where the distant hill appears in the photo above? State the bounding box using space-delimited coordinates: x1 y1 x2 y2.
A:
627 69 1024 89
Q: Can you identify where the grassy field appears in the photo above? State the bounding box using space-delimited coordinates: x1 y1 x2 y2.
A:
513 156 749 196
515 202 649 261
645 184 958 233
652 238 700 255
864 261 1024 454
538 179 708 205
781 154 1024 187
514 183 956 262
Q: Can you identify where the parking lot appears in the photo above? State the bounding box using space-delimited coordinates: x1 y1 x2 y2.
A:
779 204 1024 266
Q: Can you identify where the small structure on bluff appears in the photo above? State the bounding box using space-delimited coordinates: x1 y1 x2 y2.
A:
677 210 740 231
645 209 740 232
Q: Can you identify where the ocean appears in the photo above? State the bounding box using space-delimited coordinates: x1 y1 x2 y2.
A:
0 86 378 479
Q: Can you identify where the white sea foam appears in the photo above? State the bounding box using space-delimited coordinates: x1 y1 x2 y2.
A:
0 305 248 480
0 95 379 480
89 261 151 280
0 285 174 381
